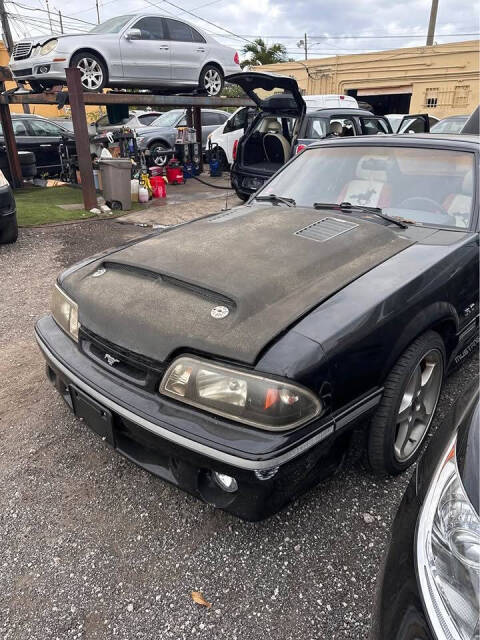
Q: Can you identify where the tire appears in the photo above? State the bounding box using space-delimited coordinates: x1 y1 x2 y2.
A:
234 188 249 202
368 330 445 475
0 215 18 244
148 142 169 167
71 52 107 92
199 65 224 97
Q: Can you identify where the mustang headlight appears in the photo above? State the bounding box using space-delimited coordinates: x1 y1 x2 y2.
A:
159 356 322 431
416 435 480 640
40 39 58 56
51 284 79 342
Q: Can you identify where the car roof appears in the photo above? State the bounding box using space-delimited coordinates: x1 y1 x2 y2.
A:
308 133 480 151
306 108 375 116
437 115 469 120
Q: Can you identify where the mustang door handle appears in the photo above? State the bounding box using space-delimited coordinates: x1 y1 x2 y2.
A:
196 48 206 52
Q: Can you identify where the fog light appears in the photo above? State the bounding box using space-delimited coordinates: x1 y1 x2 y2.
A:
38 65 50 74
212 472 238 493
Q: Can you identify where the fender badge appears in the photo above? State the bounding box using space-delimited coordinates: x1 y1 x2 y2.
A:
92 268 106 278
211 306 229 319
104 353 120 366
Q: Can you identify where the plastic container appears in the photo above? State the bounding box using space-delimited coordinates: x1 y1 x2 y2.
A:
99 158 132 210
130 178 139 202
138 186 149 203
150 176 167 199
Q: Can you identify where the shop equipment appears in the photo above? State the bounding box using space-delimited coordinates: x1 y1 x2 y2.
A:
99 158 132 210
166 157 185 185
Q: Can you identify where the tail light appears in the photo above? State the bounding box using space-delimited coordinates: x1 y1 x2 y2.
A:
232 139 239 161
295 144 306 154
234 52 240 65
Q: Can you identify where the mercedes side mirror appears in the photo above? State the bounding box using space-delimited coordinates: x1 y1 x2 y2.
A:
125 28 141 40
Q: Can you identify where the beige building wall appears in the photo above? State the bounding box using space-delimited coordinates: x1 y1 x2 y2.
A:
255 40 479 119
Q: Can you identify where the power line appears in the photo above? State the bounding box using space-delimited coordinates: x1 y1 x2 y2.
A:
7 0 95 25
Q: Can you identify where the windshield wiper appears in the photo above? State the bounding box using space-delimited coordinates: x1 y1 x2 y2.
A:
313 201 408 229
254 194 296 207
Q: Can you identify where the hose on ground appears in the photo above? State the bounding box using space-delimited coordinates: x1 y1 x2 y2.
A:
192 175 233 190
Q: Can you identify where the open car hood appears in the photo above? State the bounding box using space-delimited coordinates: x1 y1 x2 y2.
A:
225 71 306 115
62 206 414 366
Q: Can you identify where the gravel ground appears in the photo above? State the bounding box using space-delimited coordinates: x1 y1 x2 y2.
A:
0 219 478 640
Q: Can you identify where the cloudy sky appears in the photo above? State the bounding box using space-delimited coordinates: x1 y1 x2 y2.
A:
6 0 480 59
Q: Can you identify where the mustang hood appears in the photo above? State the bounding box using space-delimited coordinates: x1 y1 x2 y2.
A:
62 207 414 365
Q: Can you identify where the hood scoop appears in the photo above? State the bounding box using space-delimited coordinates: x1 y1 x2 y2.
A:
295 217 358 243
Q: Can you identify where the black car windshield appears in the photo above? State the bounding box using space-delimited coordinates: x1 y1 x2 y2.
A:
260 146 475 229
90 15 135 34
151 110 184 127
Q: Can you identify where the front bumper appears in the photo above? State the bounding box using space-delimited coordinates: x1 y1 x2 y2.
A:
10 55 68 84
36 315 380 520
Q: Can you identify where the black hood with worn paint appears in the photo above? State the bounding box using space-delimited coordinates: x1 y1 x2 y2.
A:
61 205 414 365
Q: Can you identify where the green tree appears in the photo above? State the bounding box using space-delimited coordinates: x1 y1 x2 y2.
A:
240 38 288 69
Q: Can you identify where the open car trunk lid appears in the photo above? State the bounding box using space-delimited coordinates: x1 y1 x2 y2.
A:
225 71 306 116
63 207 414 366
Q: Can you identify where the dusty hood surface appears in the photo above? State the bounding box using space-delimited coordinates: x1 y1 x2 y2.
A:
62 206 414 365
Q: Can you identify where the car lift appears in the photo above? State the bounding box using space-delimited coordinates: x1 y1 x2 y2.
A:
0 65 253 209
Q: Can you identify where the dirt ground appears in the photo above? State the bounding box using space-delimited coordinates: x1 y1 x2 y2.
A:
0 191 477 640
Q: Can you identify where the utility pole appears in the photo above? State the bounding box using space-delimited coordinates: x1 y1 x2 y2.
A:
0 0 14 53
426 0 439 46
96 0 100 24
58 10 64 33
45 0 53 33
304 32 308 60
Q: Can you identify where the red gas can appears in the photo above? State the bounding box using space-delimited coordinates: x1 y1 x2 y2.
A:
150 176 167 199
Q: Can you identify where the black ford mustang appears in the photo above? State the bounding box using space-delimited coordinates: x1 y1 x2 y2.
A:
35 134 479 521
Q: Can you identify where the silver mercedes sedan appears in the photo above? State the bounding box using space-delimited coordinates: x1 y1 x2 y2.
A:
9 14 240 95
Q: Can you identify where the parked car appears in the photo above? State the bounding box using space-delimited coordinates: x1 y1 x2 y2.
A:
208 95 360 170
430 114 470 134
227 72 397 201
0 170 18 243
386 113 438 133
0 114 76 176
9 14 240 95
371 381 479 640
207 106 257 168
134 108 230 166
89 110 163 135
35 133 479 521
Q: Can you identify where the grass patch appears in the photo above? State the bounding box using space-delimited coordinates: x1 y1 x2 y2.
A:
15 185 95 226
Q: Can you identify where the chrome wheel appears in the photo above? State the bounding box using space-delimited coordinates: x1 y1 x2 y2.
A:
150 145 168 166
203 68 222 96
394 349 443 462
77 57 104 91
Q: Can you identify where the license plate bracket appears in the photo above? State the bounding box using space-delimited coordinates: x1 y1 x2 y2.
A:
69 385 115 446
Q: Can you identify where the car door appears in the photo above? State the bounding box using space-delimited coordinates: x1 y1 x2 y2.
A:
25 118 67 173
359 116 392 135
222 107 252 161
201 111 228 146
397 114 430 134
164 18 208 84
0 118 36 157
120 16 171 83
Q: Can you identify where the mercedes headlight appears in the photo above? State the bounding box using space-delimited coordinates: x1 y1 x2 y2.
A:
51 284 79 342
416 435 480 640
159 356 322 431
40 39 58 56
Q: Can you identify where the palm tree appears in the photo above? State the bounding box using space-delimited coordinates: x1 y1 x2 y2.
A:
240 38 288 69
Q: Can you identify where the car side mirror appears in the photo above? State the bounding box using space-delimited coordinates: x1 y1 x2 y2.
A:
125 28 141 40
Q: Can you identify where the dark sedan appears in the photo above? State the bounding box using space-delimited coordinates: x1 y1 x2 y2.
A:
1 114 76 176
0 171 17 243
35 134 479 520
371 381 479 640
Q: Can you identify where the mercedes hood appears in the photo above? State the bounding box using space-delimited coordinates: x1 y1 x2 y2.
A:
61 206 414 365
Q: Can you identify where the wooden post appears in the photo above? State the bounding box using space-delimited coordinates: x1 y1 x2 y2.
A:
192 106 203 173
65 67 97 211
0 82 23 188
